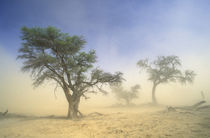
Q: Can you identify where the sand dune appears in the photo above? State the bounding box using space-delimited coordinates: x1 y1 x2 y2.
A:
0 106 210 138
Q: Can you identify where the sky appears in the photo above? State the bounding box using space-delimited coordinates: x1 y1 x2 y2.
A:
0 0 210 115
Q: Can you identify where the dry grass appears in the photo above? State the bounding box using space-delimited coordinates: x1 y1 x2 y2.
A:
0 106 210 138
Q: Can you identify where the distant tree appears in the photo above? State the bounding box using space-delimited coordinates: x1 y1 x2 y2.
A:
111 84 140 105
17 26 123 119
137 56 196 104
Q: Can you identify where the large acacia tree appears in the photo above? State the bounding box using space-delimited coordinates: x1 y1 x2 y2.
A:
17 26 123 119
137 56 196 104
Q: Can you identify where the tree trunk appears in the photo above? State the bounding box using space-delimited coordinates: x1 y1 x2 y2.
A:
67 103 73 119
152 83 157 104
67 100 80 119
66 95 82 119
63 86 83 119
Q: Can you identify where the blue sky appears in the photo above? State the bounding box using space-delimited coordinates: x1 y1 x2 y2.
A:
1 0 210 58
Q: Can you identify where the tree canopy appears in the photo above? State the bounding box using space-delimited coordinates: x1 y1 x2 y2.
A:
137 56 195 85
111 84 140 105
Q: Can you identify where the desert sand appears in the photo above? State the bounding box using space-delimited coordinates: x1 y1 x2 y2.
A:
0 106 210 138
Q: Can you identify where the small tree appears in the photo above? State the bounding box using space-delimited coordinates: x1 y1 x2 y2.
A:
137 56 196 104
111 84 140 105
17 26 123 119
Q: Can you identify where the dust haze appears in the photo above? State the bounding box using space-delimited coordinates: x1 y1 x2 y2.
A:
0 45 210 116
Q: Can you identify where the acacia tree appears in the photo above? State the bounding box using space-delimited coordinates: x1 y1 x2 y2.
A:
111 84 140 105
17 26 123 119
137 56 196 104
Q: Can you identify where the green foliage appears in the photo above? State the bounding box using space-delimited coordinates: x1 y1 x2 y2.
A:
137 56 196 85
17 26 123 98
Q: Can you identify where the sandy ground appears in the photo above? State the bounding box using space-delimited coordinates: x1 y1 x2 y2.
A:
0 106 210 138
